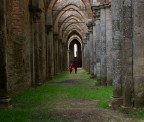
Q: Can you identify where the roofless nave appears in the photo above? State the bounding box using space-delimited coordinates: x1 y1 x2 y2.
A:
0 0 144 109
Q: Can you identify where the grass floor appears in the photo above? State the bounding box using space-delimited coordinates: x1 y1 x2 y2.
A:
0 68 144 122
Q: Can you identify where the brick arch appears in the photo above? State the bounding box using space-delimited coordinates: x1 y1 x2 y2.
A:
65 30 83 43
62 24 85 39
68 35 83 50
67 35 83 54
62 24 85 37
53 3 86 20
59 16 87 37
54 4 85 33
47 0 92 19
53 4 86 22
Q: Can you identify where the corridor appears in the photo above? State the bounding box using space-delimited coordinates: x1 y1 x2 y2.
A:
0 68 135 122
1 0 144 114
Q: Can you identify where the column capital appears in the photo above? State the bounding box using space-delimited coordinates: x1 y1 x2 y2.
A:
92 6 100 20
29 0 42 20
86 21 93 33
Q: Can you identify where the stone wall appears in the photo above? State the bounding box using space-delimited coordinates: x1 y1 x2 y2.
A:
6 0 31 93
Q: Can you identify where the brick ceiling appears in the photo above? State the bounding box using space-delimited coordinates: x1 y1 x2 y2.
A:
48 0 93 43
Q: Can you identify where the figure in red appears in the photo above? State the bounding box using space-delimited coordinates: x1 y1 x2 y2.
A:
73 58 78 74
69 64 74 73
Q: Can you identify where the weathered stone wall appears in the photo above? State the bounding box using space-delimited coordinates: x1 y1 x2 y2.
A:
6 0 31 93
121 0 133 108
105 6 112 85
133 0 144 108
5 0 47 93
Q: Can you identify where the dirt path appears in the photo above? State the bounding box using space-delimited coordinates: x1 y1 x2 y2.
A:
46 69 133 122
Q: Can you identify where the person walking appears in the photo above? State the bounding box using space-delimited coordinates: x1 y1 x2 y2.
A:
73 58 78 74
69 64 73 74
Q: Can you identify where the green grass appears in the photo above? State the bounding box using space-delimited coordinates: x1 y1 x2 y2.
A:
118 108 144 121
1 68 144 121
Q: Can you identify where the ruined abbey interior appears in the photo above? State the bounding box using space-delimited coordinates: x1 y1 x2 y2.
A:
0 0 144 109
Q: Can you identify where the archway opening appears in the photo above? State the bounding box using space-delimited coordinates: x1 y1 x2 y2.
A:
74 43 77 58
69 39 82 67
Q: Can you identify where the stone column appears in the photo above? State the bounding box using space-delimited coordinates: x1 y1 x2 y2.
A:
92 21 96 76
87 34 91 73
110 0 123 107
50 28 54 78
87 22 94 74
45 23 54 79
53 33 58 74
105 4 113 85
133 0 144 108
65 44 67 70
92 6 100 79
95 10 101 84
61 42 65 71
33 13 41 86
100 6 107 85
82 38 86 67
85 34 89 71
56 39 59 72
121 0 133 108
58 41 62 71
45 24 52 80
0 0 12 108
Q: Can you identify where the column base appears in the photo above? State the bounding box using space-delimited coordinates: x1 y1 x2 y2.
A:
0 97 12 108
109 96 123 108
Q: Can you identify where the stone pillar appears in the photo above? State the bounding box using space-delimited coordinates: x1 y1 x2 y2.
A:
56 39 59 72
84 35 89 71
33 13 42 86
95 10 101 84
62 43 66 71
100 6 107 85
92 21 96 76
0 0 12 108
87 22 94 74
29 2 42 86
45 24 52 80
61 42 64 71
67 49 70 69
87 34 91 73
53 33 58 74
121 0 133 108
92 6 100 79
133 0 144 108
50 28 54 78
105 4 113 85
58 41 62 71
83 39 87 70
110 0 123 107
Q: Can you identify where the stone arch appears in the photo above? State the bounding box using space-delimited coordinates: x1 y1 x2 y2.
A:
53 4 86 21
47 0 93 19
59 16 86 37
62 25 84 40
53 4 86 33
68 35 83 50
64 29 83 43
67 35 83 67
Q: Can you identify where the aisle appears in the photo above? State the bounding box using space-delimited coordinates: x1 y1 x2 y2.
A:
0 68 133 122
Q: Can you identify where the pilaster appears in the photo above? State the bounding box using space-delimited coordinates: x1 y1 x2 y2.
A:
109 0 123 108
92 6 101 85
31 5 42 86
0 0 12 108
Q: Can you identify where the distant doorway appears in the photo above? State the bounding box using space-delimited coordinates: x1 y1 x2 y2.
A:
69 39 82 67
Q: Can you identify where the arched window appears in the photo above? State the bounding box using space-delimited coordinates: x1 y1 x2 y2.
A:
74 43 77 57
